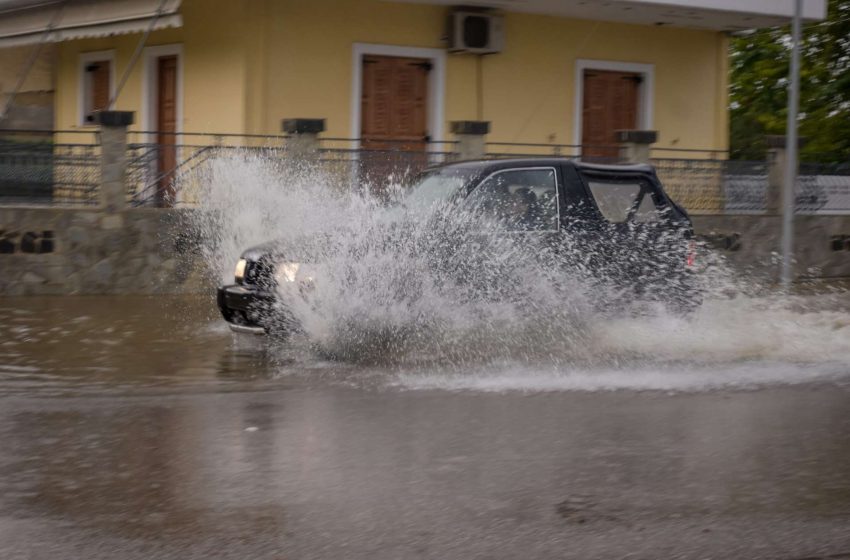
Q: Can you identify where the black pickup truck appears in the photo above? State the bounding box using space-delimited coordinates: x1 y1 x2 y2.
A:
217 158 699 335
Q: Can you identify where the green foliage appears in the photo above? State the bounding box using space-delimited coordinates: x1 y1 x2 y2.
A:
730 0 850 162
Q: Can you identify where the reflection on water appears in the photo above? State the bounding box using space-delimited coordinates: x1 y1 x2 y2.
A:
0 295 273 395
1 295 849 559
2 293 850 396
0 368 849 558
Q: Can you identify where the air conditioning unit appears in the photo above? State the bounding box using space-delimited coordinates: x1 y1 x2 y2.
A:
448 11 504 55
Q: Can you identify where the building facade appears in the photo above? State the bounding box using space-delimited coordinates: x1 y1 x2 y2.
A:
0 0 828 153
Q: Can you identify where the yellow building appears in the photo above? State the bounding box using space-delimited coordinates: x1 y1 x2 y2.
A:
0 0 827 155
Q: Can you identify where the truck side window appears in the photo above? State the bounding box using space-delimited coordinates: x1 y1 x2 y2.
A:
465 168 559 231
633 192 661 223
587 181 641 223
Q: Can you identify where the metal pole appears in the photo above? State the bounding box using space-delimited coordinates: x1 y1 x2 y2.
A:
107 0 168 110
780 0 802 290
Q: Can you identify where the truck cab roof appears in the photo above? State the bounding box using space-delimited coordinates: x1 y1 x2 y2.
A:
436 158 655 176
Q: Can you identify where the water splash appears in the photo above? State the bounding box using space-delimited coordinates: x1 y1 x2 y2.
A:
182 152 850 389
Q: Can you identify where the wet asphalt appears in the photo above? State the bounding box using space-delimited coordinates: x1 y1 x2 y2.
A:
1 295 849 560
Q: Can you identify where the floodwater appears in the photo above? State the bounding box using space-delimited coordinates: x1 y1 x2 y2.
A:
1 294 850 560
3 153 850 558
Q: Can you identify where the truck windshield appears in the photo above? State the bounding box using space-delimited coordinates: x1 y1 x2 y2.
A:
401 168 477 214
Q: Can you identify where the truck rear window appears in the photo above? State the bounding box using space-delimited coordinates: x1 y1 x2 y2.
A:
587 182 641 223
587 180 661 224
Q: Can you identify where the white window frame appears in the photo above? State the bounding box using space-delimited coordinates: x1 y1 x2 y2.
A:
464 166 561 233
77 50 115 126
141 44 184 143
573 59 655 153
350 42 446 149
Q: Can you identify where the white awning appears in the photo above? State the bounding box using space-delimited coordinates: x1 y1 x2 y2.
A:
0 0 182 48
390 0 827 31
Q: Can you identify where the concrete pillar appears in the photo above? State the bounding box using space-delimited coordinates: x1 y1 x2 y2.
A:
450 121 490 160
282 118 325 160
95 111 134 213
766 135 805 216
766 136 784 215
617 130 657 164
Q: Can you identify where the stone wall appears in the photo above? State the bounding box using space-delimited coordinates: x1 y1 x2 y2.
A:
1 206 848 296
692 215 850 280
0 207 205 296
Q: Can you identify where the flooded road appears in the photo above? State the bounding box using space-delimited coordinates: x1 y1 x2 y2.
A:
1 295 850 559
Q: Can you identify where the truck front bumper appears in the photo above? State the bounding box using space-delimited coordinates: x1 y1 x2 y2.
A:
217 284 276 335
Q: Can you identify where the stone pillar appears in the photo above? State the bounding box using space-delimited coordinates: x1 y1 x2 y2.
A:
617 130 657 164
450 121 490 160
765 135 806 216
282 118 325 160
95 111 134 213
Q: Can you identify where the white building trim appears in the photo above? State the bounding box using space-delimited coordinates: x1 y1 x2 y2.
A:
77 49 115 126
140 43 184 142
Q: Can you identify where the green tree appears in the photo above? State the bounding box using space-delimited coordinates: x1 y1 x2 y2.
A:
730 0 850 162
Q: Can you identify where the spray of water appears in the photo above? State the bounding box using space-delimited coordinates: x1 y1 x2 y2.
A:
182 152 850 390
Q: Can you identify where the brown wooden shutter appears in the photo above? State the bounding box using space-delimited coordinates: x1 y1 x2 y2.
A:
361 55 429 148
90 61 110 113
361 55 393 140
156 55 178 206
581 69 640 160
391 59 427 142
359 55 430 194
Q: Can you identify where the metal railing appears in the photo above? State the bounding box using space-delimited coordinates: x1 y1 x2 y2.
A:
797 162 850 214
485 142 583 159
484 142 622 163
126 143 215 206
0 129 101 206
721 160 771 214
126 130 291 149
319 137 457 189
125 137 461 206
650 146 731 160
3 130 848 215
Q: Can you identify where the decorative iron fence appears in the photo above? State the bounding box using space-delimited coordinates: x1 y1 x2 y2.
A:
485 142 583 159
0 130 101 206
126 143 215 206
652 158 727 214
797 162 850 215
721 160 771 214
651 158 771 215
319 138 457 192
125 137 459 206
484 142 625 164
3 130 848 215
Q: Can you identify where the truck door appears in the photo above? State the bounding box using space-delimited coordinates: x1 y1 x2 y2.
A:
576 171 678 294
454 166 563 297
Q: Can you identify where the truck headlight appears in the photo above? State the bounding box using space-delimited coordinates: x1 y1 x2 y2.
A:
234 258 247 283
275 262 301 284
